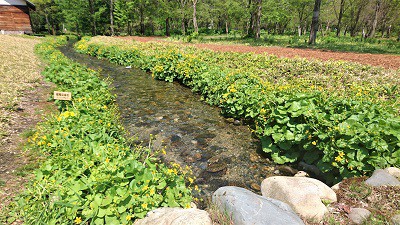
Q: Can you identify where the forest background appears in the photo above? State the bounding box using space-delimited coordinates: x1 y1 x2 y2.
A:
30 0 400 45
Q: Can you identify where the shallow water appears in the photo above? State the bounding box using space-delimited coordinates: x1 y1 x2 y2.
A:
60 44 277 204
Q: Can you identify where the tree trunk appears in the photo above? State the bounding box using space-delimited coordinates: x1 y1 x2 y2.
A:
88 0 96 35
192 0 198 33
180 0 187 35
110 0 114 36
298 25 302 36
246 0 253 36
182 17 186 35
166 17 170 36
368 0 380 38
128 20 132 35
45 14 51 34
387 25 391 38
225 21 229 34
140 6 145 35
254 0 262 39
308 0 322 45
336 0 345 36
325 21 330 33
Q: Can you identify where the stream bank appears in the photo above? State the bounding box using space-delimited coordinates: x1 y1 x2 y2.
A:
60 44 278 204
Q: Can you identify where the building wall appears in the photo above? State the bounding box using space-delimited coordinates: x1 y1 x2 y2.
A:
0 5 32 33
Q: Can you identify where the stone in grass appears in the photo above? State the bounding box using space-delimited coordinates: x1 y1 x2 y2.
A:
348 208 371 224
261 176 337 221
212 186 304 225
133 207 212 225
391 214 400 225
365 169 400 187
384 167 400 179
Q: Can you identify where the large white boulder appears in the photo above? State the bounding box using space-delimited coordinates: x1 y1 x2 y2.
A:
133 207 212 225
261 176 337 221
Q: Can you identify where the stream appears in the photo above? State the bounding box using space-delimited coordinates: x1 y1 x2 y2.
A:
59 44 278 204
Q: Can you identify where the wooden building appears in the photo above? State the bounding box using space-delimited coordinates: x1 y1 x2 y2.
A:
0 0 35 34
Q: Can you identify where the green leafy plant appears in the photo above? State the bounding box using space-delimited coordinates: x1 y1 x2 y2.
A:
7 36 193 224
74 36 400 184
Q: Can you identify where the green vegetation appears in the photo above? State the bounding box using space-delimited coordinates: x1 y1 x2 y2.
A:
30 0 400 48
75 36 399 184
3 37 193 224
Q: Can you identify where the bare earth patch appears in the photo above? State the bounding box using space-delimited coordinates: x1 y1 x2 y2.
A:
0 35 56 213
120 36 400 70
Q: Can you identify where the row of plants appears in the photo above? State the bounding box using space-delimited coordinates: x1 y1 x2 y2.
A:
5 36 192 225
74 36 399 184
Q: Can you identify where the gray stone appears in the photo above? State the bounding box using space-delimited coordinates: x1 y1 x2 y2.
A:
348 208 371 224
212 186 304 225
365 169 400 186
133 207 212 225
261 176 337 221
391 214 400 225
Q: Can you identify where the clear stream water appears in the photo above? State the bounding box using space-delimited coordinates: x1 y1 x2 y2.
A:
60 44 278 205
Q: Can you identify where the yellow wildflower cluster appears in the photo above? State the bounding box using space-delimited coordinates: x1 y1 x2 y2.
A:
229 84 237 93
57 111 76 121
335 151 345 162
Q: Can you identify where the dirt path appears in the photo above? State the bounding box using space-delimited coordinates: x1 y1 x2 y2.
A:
0 81 55 214
123 36 400 70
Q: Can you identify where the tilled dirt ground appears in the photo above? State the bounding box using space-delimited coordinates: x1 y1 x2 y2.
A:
0 81 56 213
122 36 400 70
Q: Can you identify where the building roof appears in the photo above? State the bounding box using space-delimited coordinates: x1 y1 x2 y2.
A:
25 0 35 10
0 0 36 10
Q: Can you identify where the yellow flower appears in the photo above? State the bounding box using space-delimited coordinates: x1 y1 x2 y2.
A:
335 156 343 162
161 149 166 155
312 141 317 145
142 185 149 191
47 143 52 147
188 177 194 184
149 189 155 195
74 217 82 224
194 185 199 191
57 116 62 122
105 158 110 163
141 203 148 209
42 136 47 140
126 215 132 221
69 112 76 117
338 152 345 157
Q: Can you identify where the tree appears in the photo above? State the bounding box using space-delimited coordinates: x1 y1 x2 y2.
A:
368 0 381 38
192 0 198 33
109 0 115 35
308 0 322 44
289 0 313 36
336 0 345 36
254 0 262 38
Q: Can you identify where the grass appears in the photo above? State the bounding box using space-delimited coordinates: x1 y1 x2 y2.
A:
184 32 400 55
0 35 42 145
0 179 5 187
